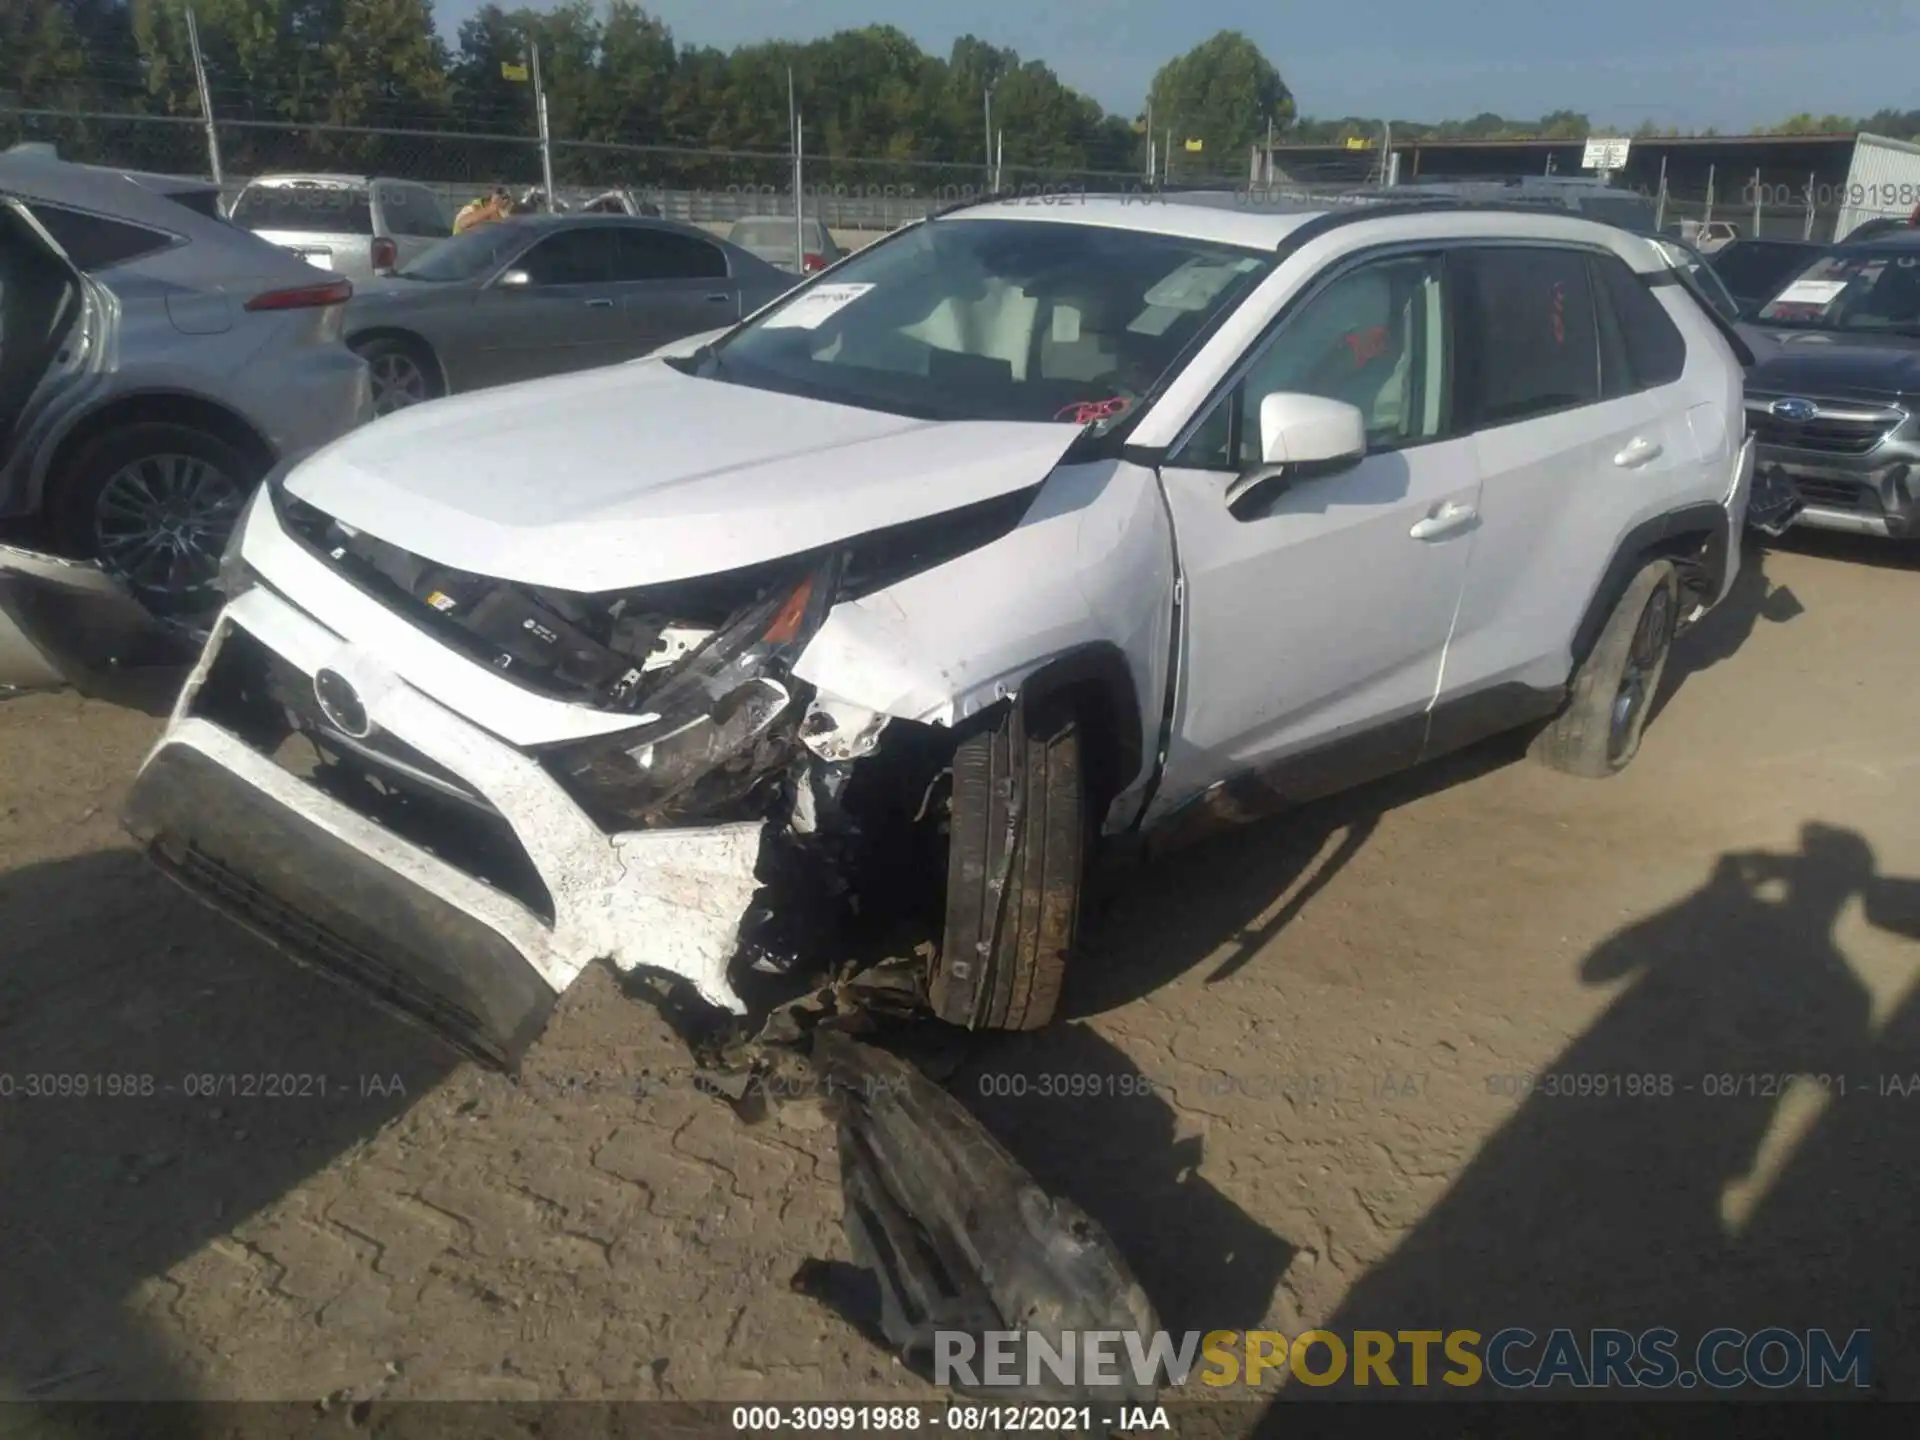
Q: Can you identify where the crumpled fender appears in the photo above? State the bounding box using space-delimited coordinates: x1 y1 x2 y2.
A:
793 460 1173 792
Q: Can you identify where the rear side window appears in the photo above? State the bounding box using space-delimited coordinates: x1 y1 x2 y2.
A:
1454 246 1600 429
613 226 729 280
24 202 173 270
230 182 373 235
1592 255 1686 395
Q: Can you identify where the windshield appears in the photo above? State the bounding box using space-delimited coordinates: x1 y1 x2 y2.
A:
1650 239 1740 323
1710 241 1821 302
230 181 371 235
694 218 1273 425
1755 248 1920 334
395 224 527 282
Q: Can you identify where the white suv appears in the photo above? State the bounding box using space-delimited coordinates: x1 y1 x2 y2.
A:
122 197 1756 1066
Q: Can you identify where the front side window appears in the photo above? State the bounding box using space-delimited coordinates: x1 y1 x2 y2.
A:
1755 248 1920 334
516 227 618 286
393 224 527 282
1455 246 1601 428
693 218 1273 425
1175 253 1448 470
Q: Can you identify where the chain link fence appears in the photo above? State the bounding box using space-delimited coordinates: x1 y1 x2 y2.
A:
7 107 1910 245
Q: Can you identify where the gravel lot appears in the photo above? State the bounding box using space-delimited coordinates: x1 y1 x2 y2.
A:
3 530 1917 1407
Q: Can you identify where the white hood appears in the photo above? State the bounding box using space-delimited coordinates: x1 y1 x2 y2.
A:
283 361 1082 592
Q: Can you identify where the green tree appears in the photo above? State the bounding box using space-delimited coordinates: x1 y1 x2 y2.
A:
1145 31 1292 176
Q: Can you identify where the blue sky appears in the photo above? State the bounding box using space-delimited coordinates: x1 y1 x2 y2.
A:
437 0 1919 133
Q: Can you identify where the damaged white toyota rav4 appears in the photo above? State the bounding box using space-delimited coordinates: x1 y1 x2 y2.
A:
124 196 1760 1068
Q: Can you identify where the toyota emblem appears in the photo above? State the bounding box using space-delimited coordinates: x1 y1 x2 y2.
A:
314 668 371 738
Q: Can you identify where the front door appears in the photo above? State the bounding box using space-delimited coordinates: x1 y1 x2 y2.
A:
1148 250 1481 824
472 225 628 386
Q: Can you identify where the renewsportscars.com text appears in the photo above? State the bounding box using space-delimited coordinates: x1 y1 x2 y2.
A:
934 1326 1873 1390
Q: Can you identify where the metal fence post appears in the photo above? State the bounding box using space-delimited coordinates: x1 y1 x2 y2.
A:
1803 172 1817 240
1751 166 1762 237
531 43 555 206
184 6 222 183
1654 156 1667 230
1704 164 1715 226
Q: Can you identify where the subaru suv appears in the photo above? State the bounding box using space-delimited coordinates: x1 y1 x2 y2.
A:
1742 230 1920 539
122 197 1757 1067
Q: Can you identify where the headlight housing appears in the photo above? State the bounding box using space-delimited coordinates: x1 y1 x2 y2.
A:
539 557 841 826
214 477 270 600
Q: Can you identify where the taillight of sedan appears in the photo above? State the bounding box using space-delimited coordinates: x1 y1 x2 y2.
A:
371 236 398 272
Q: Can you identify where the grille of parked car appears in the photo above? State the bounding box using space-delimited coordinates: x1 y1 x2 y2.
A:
1746 403 1903 456
1791 477 1884 513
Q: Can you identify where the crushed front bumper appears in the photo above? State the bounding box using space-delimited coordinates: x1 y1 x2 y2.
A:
121 586 769 1068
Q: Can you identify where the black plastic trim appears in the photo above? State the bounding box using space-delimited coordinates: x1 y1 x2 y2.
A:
1016 643 1145 808
124 743 555 1070
1569 502 1728 675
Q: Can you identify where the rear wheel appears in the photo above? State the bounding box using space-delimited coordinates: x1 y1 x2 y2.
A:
930 701 1086 1031
46 422 256 617
355 335 441 415
1531 557 1680 778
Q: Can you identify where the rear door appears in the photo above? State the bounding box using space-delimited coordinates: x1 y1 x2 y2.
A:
610 226 741 350
1436 244 1708 705
471 224 626 385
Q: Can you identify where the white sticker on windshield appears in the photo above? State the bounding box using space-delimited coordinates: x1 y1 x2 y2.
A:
761 283 875 330
1772 279 1847 306
1052 305 1081 344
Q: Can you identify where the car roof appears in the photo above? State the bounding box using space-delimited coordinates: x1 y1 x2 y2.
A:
1 151 230 231
937 193 1673 272
0 154 326 281
242 173 374 188
1840 227 1920 249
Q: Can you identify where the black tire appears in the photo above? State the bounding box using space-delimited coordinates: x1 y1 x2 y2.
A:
354 334 443 415
46 421 258 615
1531 557 1680 778
930 701 1086 1031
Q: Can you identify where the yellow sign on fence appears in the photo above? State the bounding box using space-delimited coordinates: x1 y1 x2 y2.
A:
501 61 529 82
1183 137 1203 152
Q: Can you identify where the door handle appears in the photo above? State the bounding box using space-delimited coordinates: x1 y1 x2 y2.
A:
584 297 615 309
704 292 732 303
1614 437 1663 468
1409 502 1478 541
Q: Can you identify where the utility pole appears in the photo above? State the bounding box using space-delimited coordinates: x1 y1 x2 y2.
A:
790 68 804 270
530 41 555 209
984 79 997 189
184 6 222 184
994 129 1004 191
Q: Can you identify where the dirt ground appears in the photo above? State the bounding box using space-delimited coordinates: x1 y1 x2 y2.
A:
3 530 1917 1408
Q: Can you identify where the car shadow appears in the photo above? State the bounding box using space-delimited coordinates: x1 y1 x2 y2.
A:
0 849 458 1402
944 1021 1297 1340
1648 532 1802 726
1070 732 1530 1017
1245 821 1920 1412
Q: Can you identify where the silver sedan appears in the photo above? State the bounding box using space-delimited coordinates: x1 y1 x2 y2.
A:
344 214 796 415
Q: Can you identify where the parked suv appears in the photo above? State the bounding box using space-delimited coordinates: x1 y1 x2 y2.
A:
0 153 371 644
122 198 1754 1067
229 174 453 285
1742 230 1920 539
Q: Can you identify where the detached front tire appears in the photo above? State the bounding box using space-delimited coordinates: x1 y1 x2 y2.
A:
930 701 1086 1031
1532 557 1680 778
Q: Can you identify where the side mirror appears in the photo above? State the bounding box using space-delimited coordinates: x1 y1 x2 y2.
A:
495 268 533 289
1224 393 1368 510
